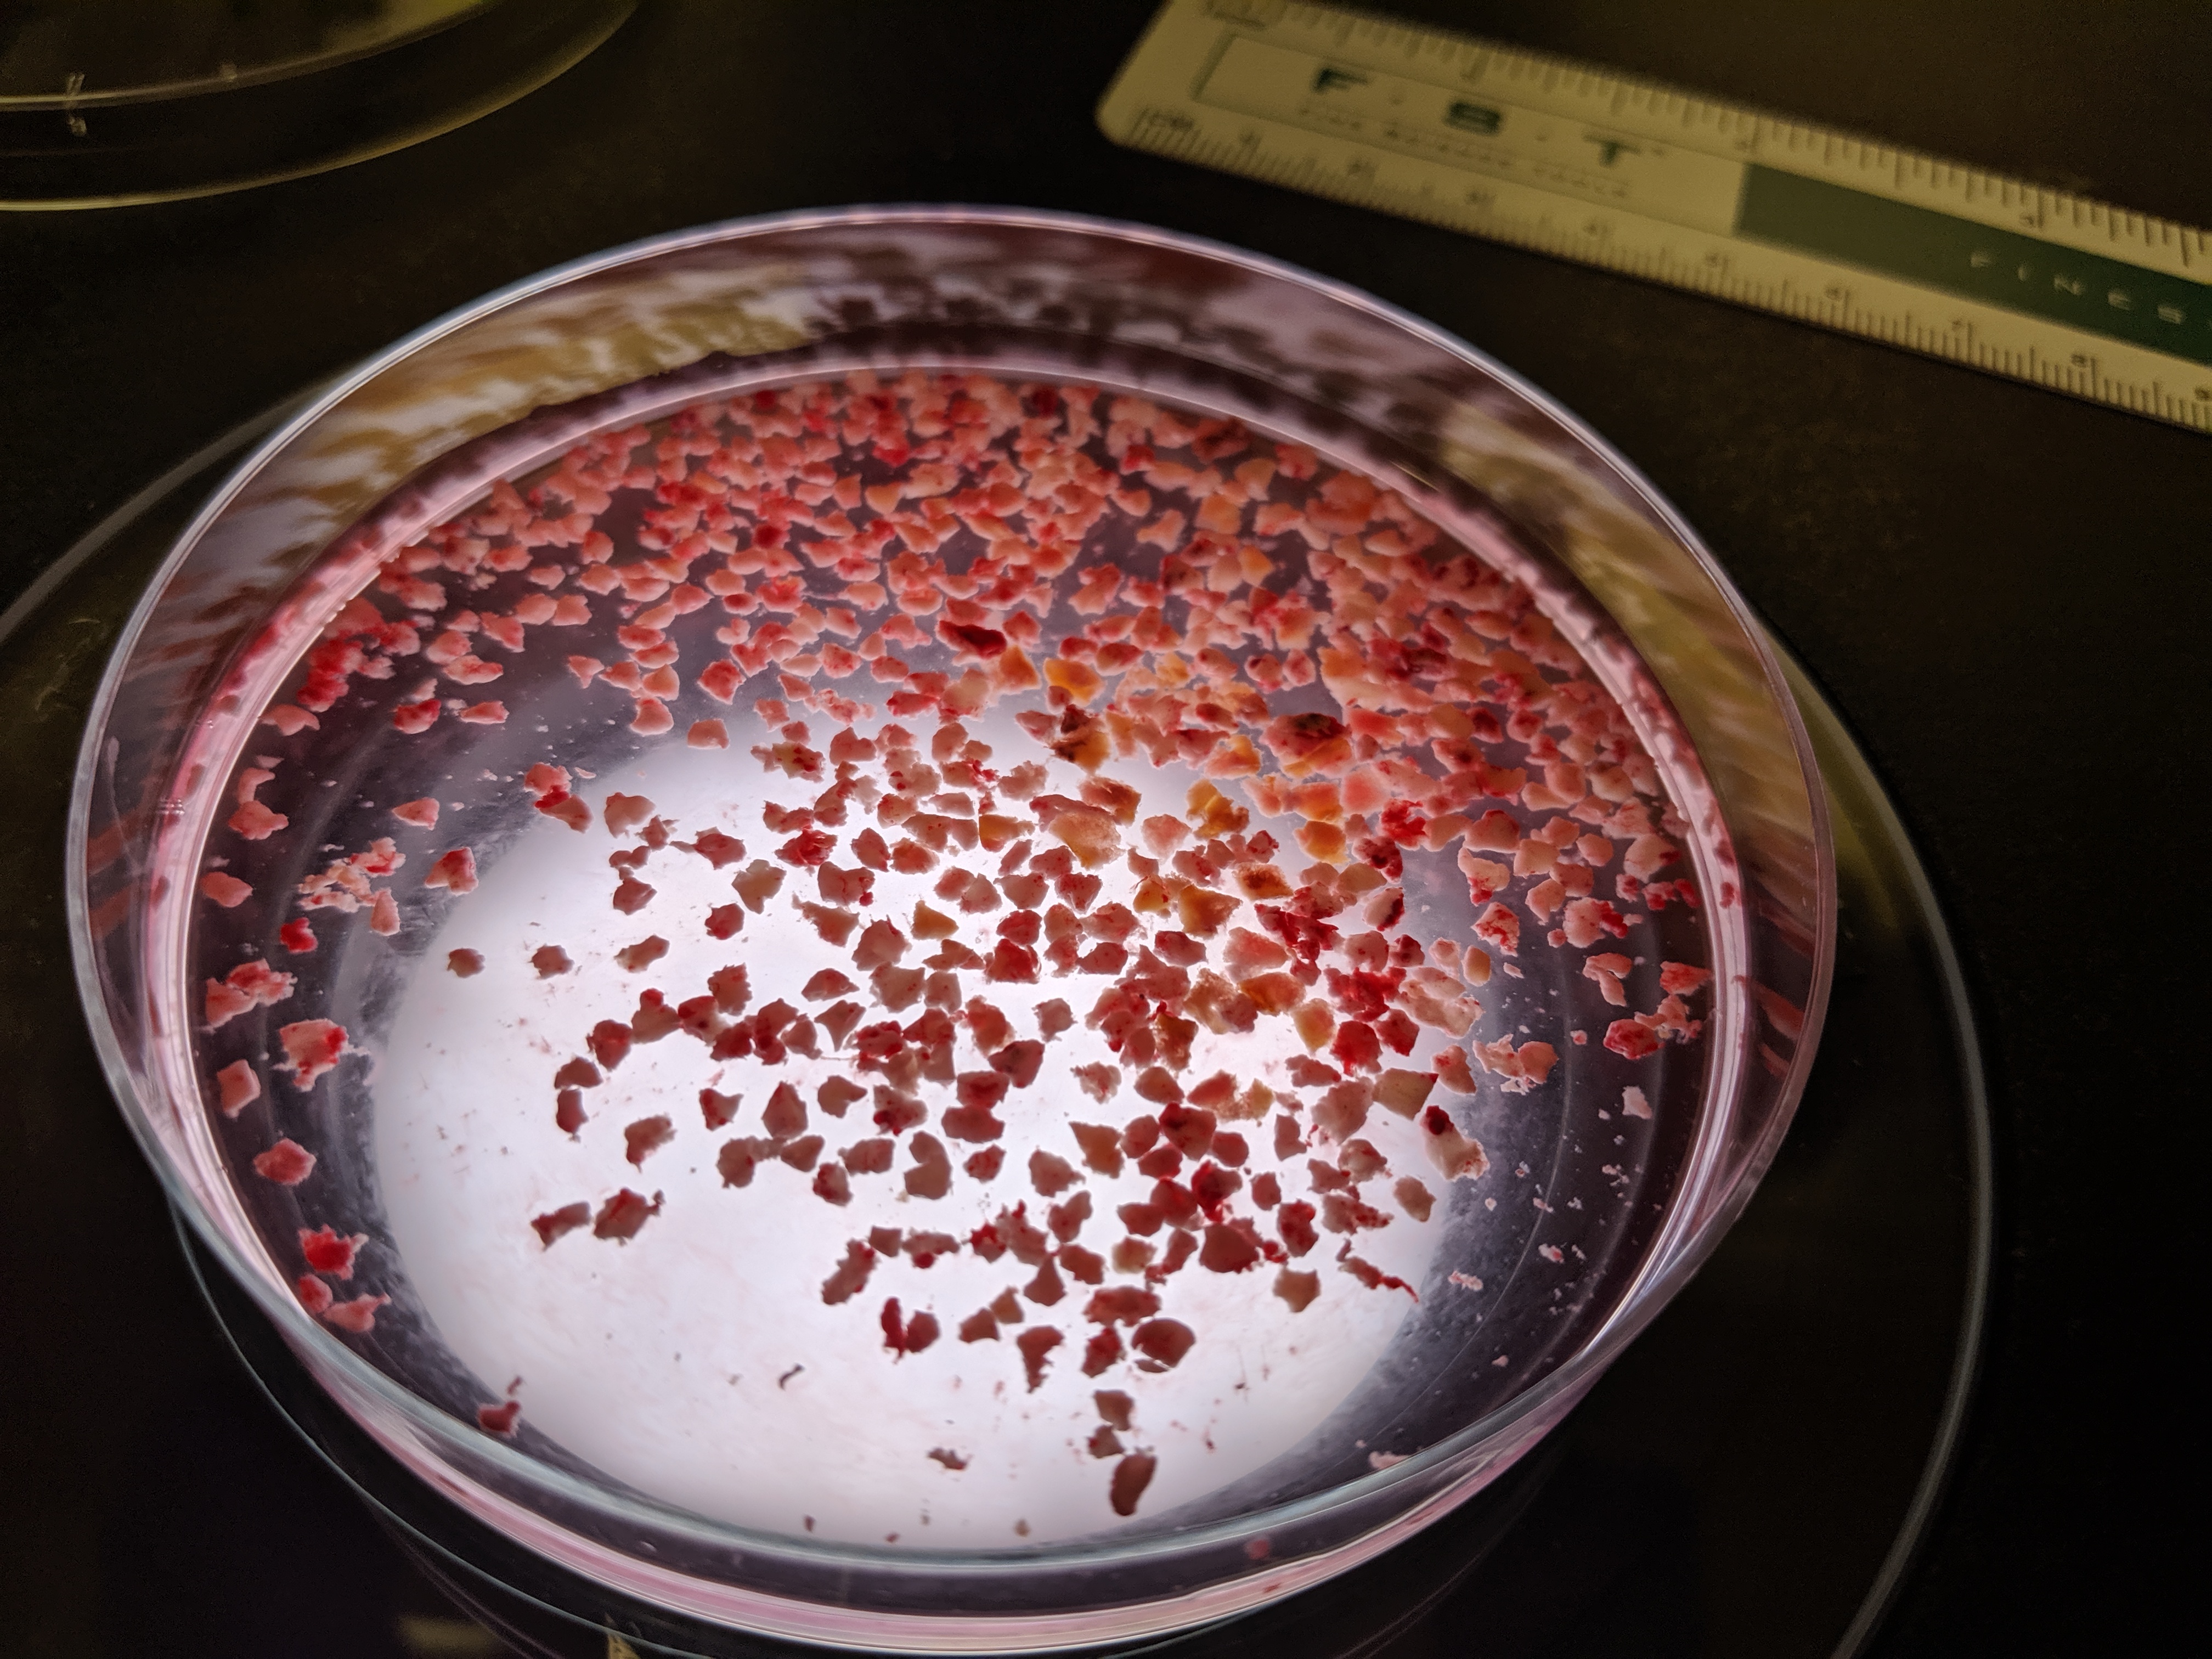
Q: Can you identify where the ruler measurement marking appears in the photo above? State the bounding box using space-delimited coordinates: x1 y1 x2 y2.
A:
1102 0 2211 432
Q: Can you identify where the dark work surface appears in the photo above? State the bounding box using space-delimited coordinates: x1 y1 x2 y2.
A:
1 3 2203 1654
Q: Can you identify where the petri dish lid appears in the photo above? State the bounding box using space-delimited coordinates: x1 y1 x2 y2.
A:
0 0 634 209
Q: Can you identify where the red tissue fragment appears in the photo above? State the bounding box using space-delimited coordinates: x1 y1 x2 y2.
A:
299 1224 365 1278
277 1019 347 1089
623 1115 675 1166
205 958 295 1028
215 1060 261 1118
424 847 478 893
252 1138 316 1186
199 872 253 908
591 1188 662 1242
323 1294 390 1334
1110 1452 1158 1516
881 1297 942 1358
531 1203 591 1248
1016 1325 1062 1390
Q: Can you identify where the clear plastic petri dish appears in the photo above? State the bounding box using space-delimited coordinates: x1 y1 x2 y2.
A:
69 207 1832 1651
0 0 635 210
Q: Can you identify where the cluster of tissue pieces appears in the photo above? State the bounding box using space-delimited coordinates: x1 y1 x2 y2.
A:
194 372 1710 1519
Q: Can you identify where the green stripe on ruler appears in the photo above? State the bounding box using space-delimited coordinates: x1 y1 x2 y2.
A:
1736 169 2212 366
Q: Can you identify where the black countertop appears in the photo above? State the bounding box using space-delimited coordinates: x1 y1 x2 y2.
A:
2 4 2203 1654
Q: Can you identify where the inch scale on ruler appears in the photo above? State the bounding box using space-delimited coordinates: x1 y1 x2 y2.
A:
1099 0 2211 433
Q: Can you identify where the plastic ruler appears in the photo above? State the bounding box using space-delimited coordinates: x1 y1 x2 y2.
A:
1099 0 2210 434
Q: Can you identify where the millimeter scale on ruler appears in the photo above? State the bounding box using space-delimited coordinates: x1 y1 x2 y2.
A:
1099 0 2211 433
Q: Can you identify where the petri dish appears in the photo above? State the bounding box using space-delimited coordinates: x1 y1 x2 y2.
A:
0 0 634 209
69 207 1832 1650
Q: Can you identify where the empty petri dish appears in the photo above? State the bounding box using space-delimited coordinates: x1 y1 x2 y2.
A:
0 0 634 208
